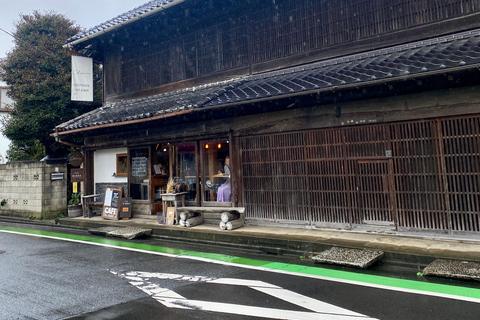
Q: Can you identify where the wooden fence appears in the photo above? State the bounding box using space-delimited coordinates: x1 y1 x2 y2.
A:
241 114 480 233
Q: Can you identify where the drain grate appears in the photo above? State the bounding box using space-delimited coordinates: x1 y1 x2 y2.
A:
311 247 384 269
424 259 480 281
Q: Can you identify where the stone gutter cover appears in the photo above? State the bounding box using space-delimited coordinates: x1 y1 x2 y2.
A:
311 247 384 269
424 259 480 281
88 226 152 240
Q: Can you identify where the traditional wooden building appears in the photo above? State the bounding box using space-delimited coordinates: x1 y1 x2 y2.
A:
57 0 480 234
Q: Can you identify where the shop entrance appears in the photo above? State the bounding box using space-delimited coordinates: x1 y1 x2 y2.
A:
148 139 232 215
201 140 231 205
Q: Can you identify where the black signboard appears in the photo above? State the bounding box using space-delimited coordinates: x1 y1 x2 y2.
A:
120 198 132 219
132 156 148 177
111 190 120 208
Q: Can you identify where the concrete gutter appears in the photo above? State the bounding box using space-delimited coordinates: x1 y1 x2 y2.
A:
53 216 480 263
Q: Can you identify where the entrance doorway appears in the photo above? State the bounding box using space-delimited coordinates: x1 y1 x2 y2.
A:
201 140 231 205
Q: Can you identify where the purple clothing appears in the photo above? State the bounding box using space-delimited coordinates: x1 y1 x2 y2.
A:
217 183 231 202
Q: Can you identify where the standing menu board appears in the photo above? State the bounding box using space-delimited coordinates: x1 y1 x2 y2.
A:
101 186 126 220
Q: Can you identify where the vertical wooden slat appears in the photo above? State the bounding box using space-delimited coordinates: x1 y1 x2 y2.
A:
117 0 480 94
241 114 480 233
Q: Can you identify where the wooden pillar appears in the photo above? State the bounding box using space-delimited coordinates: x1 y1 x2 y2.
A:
84 149 95 196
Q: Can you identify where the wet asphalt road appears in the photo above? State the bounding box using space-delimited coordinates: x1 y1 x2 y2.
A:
1 222 480 319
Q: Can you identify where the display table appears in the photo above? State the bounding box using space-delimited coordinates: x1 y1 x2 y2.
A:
161 192 187 224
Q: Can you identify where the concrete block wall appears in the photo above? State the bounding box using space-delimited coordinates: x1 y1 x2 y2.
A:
0 161 67 219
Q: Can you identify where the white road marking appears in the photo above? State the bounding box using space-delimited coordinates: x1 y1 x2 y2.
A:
113 270 377 319
2 229 480 304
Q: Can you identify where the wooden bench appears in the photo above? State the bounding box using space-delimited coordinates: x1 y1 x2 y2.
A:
82 194 102 218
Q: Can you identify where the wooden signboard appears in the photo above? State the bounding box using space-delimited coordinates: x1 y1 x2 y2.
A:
71 168 84 182
101 186 126 220
120 198 132 219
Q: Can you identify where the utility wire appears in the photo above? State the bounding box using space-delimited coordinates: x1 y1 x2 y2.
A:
0 26 71 66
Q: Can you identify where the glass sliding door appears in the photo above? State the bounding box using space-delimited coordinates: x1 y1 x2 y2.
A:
174 143 198 202
202 140 231 204
129 147 150 200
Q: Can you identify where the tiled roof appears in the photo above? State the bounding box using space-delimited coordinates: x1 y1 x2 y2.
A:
57 79 242 131
204 30 480 108
65 0 181 45
57 29 480 133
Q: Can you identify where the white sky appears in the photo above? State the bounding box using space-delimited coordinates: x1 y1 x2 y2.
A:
0 0 149 85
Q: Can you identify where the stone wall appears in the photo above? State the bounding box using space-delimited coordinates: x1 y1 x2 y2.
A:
0 161 67 219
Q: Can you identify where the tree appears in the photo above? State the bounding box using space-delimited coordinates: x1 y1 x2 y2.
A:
0 11 101 160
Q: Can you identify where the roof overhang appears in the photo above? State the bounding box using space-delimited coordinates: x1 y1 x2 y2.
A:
64 0 187 48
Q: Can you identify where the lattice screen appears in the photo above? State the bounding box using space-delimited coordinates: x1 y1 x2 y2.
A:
241 114 480 233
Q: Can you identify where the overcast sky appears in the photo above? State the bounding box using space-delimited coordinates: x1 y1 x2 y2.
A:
0 0 148 84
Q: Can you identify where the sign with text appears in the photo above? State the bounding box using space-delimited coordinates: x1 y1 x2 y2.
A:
71 56 93 102
132 157 148 177
71 168 84 182
101 186 125 220
69 151 84 167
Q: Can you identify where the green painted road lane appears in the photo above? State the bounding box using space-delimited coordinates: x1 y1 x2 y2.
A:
1 225 479 303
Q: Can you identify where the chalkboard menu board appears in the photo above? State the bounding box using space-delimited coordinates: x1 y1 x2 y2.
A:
132 157 148 177
111 190 120 208
102 186 126 220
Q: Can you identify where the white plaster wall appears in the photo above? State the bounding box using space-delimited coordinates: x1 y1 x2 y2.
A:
0 116 9 164
0 87 13 164
1 87 14 107
94 148 128 188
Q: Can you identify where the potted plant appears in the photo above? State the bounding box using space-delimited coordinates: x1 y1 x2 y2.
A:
67 193 83 217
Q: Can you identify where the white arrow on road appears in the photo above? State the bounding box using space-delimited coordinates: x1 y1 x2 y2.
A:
112 270 378 320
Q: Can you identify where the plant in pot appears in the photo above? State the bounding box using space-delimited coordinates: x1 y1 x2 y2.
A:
67 193 83 217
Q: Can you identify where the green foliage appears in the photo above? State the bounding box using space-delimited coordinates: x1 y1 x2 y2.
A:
53 212 67 218
42 212 67 220
5 140 45 161
68 192 81 206
0 199 6 206
0 11 102 159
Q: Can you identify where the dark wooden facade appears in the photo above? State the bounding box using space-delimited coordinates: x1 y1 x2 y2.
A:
99 0 480 100
79 82 480 233
63 0 480 234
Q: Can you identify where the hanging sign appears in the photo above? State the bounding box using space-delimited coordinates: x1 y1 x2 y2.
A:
71 168 84 182
71 56 93 102
73 182 78 193
69 151 84 167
